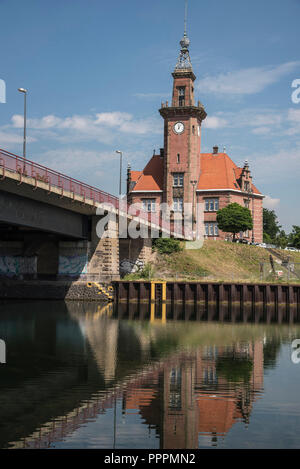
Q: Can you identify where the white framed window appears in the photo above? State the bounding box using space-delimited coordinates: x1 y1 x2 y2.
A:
204 198 219 212
142 198 156 212
205 222 219 237
173 173 184 187
173 197 183 212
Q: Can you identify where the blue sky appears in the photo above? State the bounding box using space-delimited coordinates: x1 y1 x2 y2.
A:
0 0 299 231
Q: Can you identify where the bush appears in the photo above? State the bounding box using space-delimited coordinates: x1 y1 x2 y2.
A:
123 262 154 280
153 238 183 255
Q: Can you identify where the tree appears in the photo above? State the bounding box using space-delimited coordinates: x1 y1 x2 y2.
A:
263 208 281 242
216 203 253 241
289 226 300 248
275 229 288 249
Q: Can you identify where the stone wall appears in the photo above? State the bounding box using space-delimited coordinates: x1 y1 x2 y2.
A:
0 279 114 301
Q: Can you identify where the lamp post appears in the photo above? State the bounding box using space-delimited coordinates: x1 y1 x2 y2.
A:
247 188 255 243
190 180 197 239
116 150 123 197
18 88 27 169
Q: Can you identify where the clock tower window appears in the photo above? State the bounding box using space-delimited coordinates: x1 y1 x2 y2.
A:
178 86 185 106
173 173 184 187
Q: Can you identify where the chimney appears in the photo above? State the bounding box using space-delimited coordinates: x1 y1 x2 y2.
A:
160 148 164 158
213 145 219 154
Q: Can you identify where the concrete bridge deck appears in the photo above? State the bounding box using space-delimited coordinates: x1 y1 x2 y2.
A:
0 148 182 237
0 148 186 286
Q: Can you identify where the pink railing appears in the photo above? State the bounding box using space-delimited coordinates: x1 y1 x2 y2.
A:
0 148 171 233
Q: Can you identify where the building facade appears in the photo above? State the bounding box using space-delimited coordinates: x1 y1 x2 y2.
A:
127 28 263 243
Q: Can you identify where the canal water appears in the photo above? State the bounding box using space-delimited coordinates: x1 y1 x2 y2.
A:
0 300 300 449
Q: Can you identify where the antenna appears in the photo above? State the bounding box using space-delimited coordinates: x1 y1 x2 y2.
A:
184 0 188 36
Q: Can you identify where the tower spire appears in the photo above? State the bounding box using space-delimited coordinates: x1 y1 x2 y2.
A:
184 0 188 37
175 0 192 71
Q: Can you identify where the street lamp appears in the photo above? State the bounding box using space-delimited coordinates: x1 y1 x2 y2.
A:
190 180 197 239
18 88 27 167
116 150 123 197
247 187 255 243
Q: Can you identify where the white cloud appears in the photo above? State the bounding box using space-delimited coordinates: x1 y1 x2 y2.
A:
288 108 300 123
252 126 272 135
248 148 300 183
203 116 228 129
12 114 62 129
8 111 161 145
203 108 284 134
38 148 116 177
0 130 36 145
263 195 280 209
285 108 300 135
197 61 300 96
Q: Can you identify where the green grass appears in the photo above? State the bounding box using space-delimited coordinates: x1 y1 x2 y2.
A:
145 240 300 283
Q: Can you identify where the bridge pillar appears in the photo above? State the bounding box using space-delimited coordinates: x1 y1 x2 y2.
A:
87 215 120 281
119 236 152 276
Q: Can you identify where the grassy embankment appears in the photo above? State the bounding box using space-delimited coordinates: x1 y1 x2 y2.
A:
125 240 300 283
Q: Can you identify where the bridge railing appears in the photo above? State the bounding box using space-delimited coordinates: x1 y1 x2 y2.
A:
0 148 173 234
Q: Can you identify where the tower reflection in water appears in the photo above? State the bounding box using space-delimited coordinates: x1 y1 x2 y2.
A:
1 300 293 449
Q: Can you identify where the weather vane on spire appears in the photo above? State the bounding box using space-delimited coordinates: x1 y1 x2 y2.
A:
175 0 193 71
184 0 188 37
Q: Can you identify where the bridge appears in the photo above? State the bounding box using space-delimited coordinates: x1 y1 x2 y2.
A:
0 148 186 292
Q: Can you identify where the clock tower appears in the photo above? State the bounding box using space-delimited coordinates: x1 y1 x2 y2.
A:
159 15 206 212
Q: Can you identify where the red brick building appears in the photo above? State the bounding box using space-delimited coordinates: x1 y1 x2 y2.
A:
127 28 263 243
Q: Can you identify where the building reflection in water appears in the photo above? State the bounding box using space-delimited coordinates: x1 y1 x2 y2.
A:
121 341 263 449
1 300 292 449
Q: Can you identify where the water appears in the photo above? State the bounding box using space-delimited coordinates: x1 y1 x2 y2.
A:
0 300 300 449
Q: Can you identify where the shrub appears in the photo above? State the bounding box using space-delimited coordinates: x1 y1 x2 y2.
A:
153 238 183 255
123 262 154 280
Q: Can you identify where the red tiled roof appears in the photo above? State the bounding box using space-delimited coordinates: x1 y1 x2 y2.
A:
129 152 261 195
132 155 164 191
198 153 261 195
130 170 142 182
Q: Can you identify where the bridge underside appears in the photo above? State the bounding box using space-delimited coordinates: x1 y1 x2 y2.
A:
0 192 152 286
0 190 89 239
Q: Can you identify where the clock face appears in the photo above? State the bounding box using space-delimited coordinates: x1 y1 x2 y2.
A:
174 122 185 134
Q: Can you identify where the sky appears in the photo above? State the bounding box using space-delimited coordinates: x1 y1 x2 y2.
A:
0 0 299 231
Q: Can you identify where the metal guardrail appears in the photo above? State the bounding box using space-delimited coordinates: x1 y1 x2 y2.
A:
260 261 300 282
0 148 179 235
